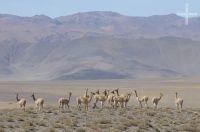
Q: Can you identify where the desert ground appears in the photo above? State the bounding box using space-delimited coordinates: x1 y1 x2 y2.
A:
0 79 200 132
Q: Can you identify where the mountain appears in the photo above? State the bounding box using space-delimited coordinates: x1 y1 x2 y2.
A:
0 11 200 80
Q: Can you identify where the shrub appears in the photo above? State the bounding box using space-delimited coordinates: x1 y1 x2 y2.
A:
76 127 86 132
0 127 4 132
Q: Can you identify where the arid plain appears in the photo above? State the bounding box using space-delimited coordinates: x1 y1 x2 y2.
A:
0 79 200 132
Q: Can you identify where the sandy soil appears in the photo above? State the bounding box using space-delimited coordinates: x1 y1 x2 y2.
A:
0 79 200 108
0 79 200 131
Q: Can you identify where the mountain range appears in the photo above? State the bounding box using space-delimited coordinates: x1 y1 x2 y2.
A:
0 11 200 80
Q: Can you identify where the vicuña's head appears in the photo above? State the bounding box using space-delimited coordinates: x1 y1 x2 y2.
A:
103 89 107 95
31 93 35 97
134 90 138 97
111 90 115 94
175 92 178 97
134 90 137 93
107 90 109 94
96 90 100 94
91 92 95 95
16 93 19 101
128 93 132 96
114 89 119 94
160 93 164 97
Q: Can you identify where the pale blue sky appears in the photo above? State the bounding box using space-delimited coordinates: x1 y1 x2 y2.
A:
0 0 199 18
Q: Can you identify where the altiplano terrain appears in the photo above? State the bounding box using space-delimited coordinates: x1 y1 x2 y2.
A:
0 79 200 131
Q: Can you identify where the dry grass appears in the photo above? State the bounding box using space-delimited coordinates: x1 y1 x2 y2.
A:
0 80 200 131
42 128 55 132
0 104 200 131
0 127 4 132
76 127 86 132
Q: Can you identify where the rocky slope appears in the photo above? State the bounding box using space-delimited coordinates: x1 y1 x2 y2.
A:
0 12 200 80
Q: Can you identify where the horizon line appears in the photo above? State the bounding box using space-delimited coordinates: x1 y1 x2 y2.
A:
0 11 199 19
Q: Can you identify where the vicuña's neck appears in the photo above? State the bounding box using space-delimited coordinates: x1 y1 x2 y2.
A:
85 89 88 97
32 95 36 101
16 95 20 102
89 95 93 102
135 91 138 97
68 94 71 101
116 91 119 96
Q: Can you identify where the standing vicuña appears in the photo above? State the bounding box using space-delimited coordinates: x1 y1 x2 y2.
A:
58 92 72 111
134 90 149 108
77 92 95 111
113 89 125 108
93 89 109 109
123 92 132 108
175 92 183 110
31 93 44 111
107 90 115 107
16 93 26 111
152 93 163 108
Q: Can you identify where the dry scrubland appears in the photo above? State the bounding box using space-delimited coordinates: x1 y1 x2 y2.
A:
0 79 200 131
1 106 200 132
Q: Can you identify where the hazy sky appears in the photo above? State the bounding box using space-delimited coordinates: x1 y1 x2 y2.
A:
0 0 199 17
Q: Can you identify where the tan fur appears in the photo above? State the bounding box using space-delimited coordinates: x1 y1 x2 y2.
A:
58 92 72 111
31 93 44 111
76 92 95 110
123 93 132 108
93 90 109 109
107 90 115 107
16 93 26 111
113 95 124 108
113 89 126 108
134 90 149 108
175 92 183 110
152 93 163 108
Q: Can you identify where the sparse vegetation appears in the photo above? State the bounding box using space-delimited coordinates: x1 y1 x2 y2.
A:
76 127 86 132
43 128 55 132
0 104 199 131
0 80 199 131
0 127 4 132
